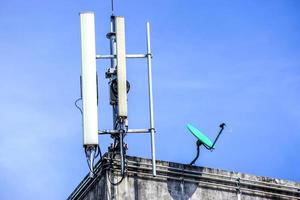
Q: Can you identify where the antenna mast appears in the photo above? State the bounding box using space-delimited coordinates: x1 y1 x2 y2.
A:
111 0 114 15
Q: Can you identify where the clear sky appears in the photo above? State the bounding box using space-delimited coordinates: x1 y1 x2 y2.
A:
0 0 299 199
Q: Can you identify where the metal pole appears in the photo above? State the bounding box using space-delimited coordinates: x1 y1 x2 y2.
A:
108 17 118 130
120 130 125 174
126 54 147 58
146 22 156 176
96 54 147 59
99 128 150 135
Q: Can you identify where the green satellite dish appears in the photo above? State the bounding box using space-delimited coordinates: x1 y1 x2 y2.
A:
187 124 213 148
186 123 226 165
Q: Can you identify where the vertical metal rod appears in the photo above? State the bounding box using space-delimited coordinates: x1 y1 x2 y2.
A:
120 131 125 174
109 19 116 68
146 22 157 176
109 16 125 175
109 17 118 128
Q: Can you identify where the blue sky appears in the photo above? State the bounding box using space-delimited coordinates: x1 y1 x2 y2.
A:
0 0 300 199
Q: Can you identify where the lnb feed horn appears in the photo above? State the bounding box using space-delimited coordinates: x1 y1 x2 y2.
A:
79 12 99 146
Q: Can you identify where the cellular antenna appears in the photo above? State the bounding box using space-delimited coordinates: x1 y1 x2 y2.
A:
79 12 99 178
78 3 157 179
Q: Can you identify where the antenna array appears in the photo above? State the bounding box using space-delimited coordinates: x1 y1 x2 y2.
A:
79 6 157 178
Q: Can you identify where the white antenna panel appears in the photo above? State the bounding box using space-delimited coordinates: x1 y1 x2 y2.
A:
115 17 128 118
80 12 99 146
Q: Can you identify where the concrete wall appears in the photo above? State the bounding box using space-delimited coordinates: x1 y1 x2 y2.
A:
69 155 300 200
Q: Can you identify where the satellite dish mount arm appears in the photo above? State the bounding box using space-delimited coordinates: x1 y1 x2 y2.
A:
190 140 202 165
211 123 226 149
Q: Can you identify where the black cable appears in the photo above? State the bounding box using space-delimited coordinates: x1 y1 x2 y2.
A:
108 169 125 186
96 73 99 106
75 98 83 115
107 153 126 186
94 145 102 160
86 156 96 177
85 147 96 178
84 145 102 178
106 142 127 186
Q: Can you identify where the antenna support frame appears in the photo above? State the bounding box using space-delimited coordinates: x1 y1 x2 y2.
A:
99 17 157 177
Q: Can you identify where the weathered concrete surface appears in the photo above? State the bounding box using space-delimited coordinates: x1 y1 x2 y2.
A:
68 155 300 200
